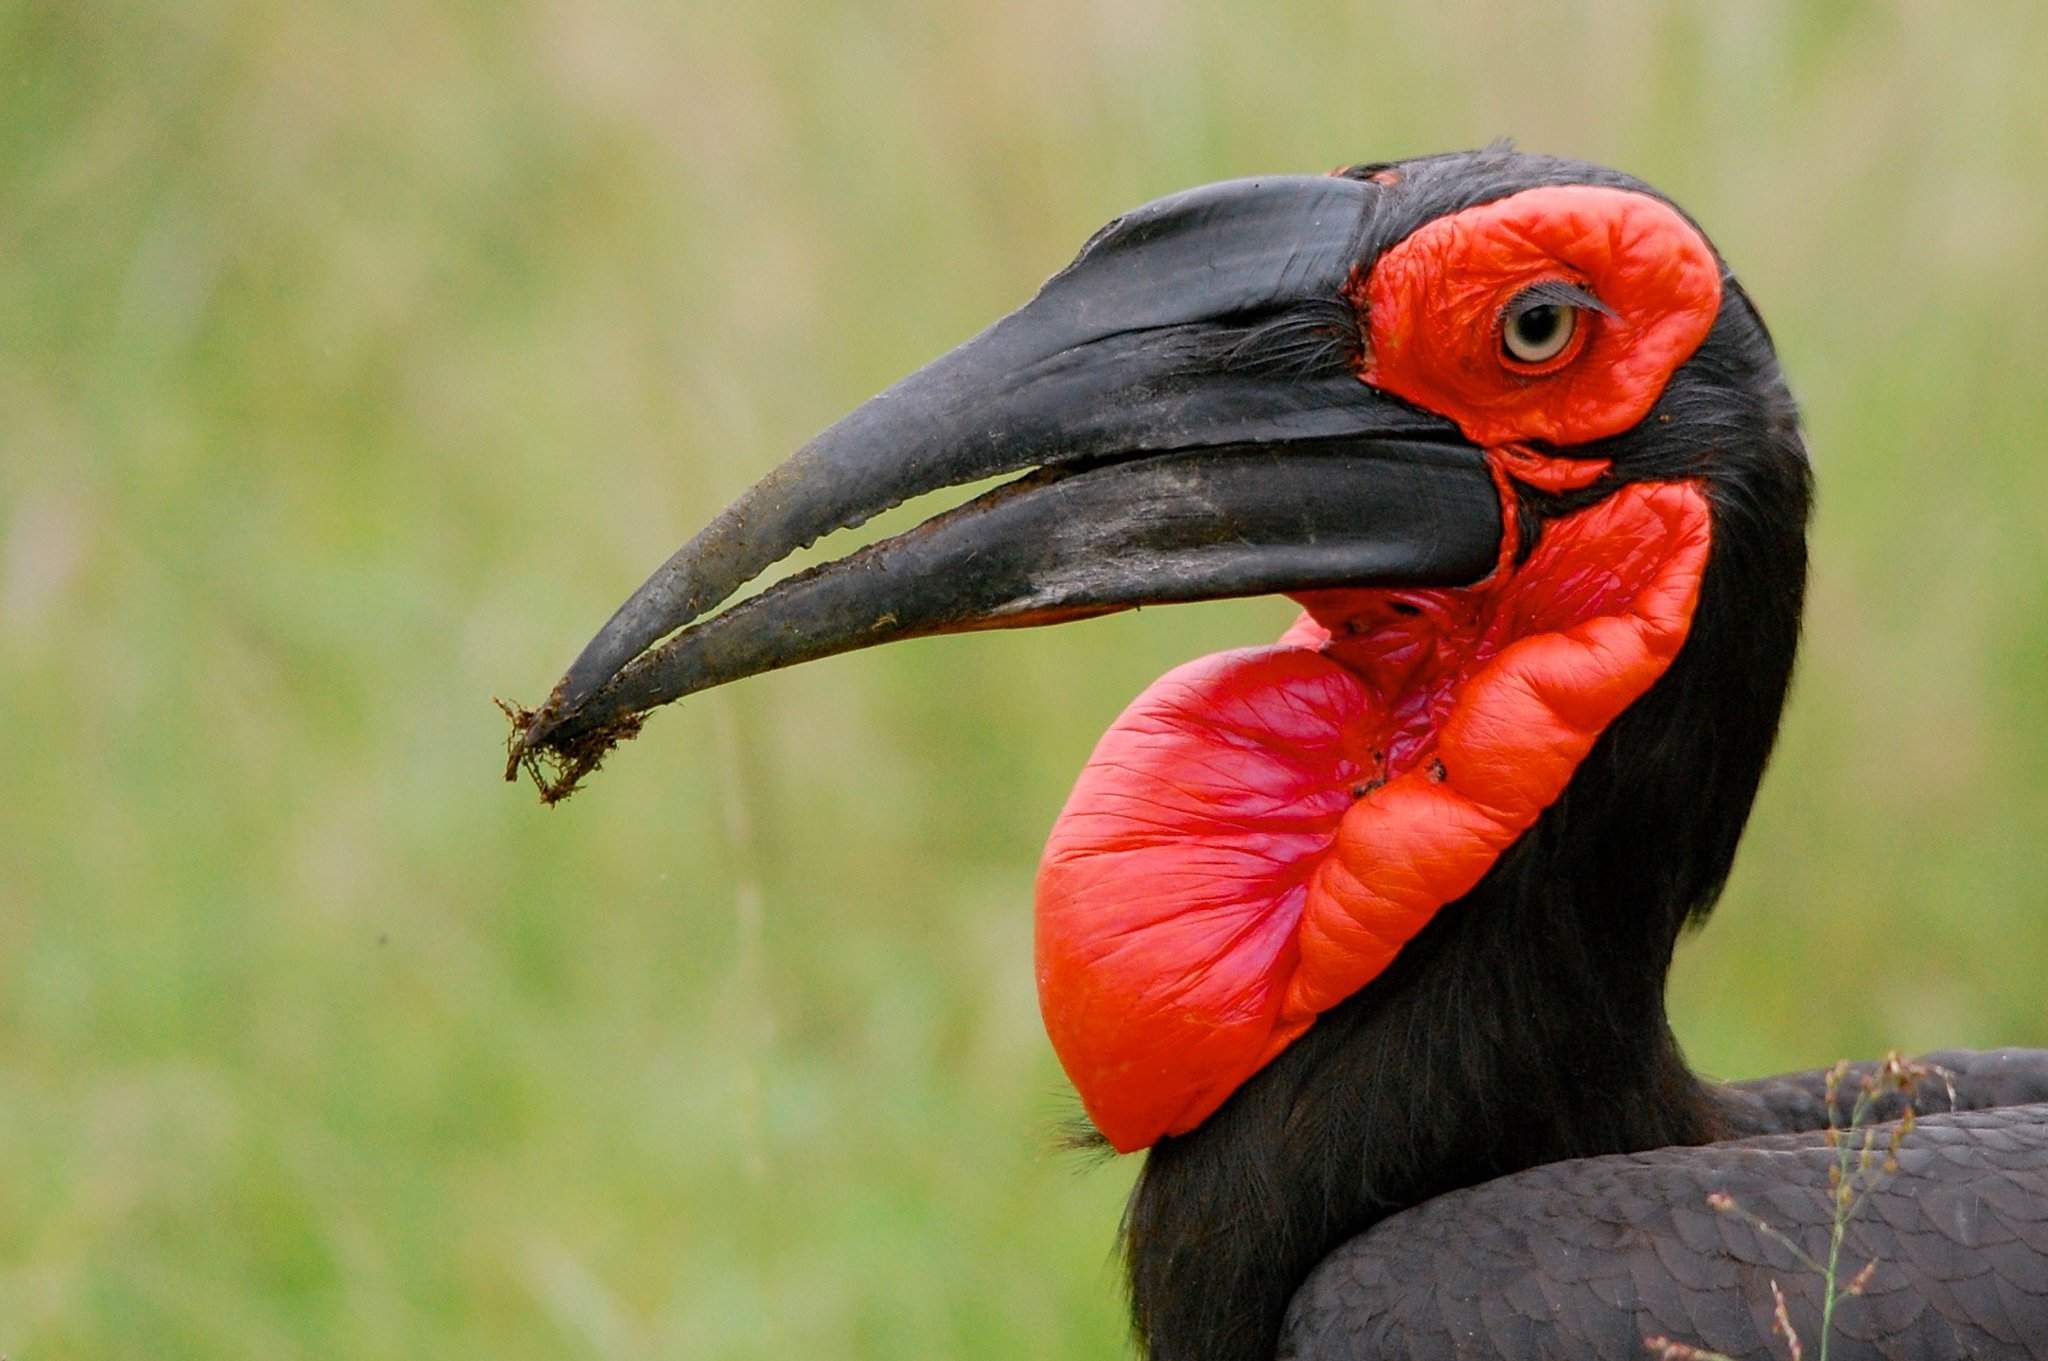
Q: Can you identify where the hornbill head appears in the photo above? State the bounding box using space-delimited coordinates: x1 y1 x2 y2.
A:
509 146 1811 1349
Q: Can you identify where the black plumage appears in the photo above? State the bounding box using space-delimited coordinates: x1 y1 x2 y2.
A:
1114 150 2048 1361
1284 1098 2048 1359
514 144 2048 1361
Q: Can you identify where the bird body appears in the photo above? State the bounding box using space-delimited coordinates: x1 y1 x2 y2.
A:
509 148 2048 1360
1288 1096 2048 1359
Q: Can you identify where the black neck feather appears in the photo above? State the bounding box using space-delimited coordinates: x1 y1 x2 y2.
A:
1119 289 1813 1361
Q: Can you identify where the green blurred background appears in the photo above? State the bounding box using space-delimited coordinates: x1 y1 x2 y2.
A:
4 1 2046 1356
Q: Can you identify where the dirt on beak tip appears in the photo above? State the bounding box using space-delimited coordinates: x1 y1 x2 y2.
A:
497 694 644 805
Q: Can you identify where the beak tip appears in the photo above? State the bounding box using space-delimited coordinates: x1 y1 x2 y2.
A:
499 679 644 805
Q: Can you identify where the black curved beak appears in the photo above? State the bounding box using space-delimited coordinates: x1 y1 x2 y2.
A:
508 175 1503 799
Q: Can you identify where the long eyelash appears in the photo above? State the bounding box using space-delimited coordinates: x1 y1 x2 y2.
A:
1507 280 1615 319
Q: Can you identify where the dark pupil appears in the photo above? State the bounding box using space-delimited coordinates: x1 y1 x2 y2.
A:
1514 304 1560 347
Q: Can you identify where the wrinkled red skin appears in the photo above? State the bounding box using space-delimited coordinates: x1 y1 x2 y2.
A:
1361 185 1721 450
1035 187 1726 1153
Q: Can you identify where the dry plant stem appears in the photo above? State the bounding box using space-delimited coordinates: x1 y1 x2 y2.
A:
1770 1279 1804 1361
712 696 772 1183
1647 1053 1939 1361
1642 1336 1738 1361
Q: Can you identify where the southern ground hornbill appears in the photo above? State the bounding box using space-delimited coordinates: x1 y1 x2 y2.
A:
506 148 2048 1359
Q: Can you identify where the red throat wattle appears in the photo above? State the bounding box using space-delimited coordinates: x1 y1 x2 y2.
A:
1034 185 1724 1153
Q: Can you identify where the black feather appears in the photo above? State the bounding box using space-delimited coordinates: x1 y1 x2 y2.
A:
1282 1103 2048 1360
1112 149 2045 1361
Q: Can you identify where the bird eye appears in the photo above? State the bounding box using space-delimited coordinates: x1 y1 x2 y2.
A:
1501 298 1579 366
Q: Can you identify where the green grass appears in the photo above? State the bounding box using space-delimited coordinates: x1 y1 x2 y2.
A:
4 2 2047 1356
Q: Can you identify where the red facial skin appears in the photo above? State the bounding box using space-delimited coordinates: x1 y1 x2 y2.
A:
1035 186 1726 1153
1362 185 1722 451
